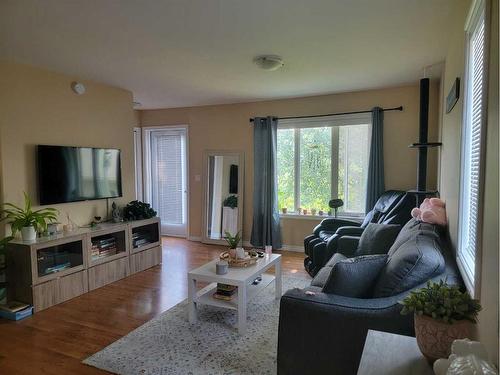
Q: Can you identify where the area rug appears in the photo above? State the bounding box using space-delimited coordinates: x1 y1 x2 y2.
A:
83 275 310 375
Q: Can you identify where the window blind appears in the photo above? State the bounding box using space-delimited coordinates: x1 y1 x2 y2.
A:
152 131 185 225
458 6 486 293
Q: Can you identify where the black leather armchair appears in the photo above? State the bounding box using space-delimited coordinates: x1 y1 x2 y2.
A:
303 190 414 276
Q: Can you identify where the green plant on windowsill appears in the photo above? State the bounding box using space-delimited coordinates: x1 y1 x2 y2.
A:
2 192 58 241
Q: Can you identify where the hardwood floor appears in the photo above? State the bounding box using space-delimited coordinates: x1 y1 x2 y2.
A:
0 238 308 374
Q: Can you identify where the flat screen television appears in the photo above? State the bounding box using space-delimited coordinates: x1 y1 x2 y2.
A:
37 145 122 205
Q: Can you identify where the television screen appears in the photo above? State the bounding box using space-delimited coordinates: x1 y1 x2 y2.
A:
37 145 122 205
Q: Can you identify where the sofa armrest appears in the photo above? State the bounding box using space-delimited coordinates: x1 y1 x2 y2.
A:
313 218 361 236
336 235 361 257
335 226 365 236
277 289 413 375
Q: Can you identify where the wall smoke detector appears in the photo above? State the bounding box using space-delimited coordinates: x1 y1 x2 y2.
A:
254 55 284 71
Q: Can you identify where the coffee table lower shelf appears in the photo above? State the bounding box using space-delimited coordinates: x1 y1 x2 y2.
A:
195 273 275 311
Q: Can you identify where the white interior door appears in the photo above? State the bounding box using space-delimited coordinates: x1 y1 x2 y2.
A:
144 127 188 237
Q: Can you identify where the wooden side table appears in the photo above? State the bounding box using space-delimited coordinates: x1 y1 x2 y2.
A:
357 330 433 375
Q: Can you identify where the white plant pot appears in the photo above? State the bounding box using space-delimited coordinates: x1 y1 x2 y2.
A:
21 226 37 241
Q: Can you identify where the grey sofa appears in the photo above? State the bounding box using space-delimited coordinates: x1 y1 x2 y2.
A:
277 218 462 375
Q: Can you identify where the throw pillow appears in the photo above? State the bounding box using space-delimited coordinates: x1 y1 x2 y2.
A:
322 254 388 298
356 223 401 256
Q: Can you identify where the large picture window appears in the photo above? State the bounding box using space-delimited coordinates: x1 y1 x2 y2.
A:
277 114 371 216
457 0 488 296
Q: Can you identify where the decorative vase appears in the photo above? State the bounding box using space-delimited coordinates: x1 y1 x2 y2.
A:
229 248 237 259
414 314 472 363
21 226 37 241
318 210 324 216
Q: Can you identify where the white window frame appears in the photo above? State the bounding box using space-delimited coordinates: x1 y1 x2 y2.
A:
278 113 372 217
133 127 143 201
457 0 490 298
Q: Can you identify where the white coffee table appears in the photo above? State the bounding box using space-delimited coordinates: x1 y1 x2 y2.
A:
187 253 282 334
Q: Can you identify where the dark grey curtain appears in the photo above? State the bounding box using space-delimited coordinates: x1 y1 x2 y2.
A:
250 117 282 249
365 107 385 213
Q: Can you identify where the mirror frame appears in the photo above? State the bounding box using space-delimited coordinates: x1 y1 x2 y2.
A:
201 150 245 246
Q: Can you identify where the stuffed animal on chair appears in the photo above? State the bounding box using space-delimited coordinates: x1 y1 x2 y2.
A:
411 197 447 226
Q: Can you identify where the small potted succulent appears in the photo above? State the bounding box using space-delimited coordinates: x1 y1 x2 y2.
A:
281 207 288 214
311 208 317 216
400 280 481 363
2 192 58 241
224 231 241 258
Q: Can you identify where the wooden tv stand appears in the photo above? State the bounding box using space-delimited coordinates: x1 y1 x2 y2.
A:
5 217 161 312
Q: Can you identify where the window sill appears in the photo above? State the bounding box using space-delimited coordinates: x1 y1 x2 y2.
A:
279 213 364 222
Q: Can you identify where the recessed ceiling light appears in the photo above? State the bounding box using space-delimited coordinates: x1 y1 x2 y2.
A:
254 55 284 71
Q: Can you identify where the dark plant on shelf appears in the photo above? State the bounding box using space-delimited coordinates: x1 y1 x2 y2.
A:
224 231 241 249
223 195 238 209
1 192 58 234
123 200 157 221
400 280 481 324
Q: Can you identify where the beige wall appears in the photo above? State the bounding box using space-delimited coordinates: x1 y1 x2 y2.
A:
0 61 136 227
438 0 498 363
140 83 440 246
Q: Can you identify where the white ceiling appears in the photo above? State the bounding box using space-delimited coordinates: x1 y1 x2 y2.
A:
0 0 458 109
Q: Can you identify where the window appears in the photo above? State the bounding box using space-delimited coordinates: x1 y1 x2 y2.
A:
277 114 371 216
458 0 488 296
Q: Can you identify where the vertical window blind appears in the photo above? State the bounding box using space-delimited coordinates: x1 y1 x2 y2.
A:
151 130 186 225
458 2 487 295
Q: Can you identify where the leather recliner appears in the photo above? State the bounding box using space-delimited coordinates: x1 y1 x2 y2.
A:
303 190 414 276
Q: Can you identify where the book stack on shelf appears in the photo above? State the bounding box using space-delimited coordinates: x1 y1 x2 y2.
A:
91 237 117 260
37 251 72 276
132 232 151 248
213 283 237 301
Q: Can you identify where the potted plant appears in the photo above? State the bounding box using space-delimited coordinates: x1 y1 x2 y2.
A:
400 280 481 363
224 231 241 258
223 195 238 209
281 207 287 214
2 193 58 241
311 208 317 216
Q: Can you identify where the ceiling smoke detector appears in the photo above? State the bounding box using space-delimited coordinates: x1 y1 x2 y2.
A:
254 55 284 71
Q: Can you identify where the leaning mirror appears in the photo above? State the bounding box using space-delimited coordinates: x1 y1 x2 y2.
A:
202 150 244 245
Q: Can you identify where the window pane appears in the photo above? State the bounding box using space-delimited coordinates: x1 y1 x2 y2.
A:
299 127 331 212
277 129 295 211
338 124 369 214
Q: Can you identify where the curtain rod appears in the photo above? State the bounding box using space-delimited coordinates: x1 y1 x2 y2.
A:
249 106 403 123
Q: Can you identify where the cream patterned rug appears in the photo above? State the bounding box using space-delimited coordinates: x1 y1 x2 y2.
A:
83 275 310 375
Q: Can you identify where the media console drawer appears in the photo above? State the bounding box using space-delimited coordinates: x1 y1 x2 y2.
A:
130 246 162 274
88 257 129 291
33 269 88 312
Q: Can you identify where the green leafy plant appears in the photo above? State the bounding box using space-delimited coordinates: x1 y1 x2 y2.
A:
123 200 157 221
224 231 241 249
223 195 238 209
400 280 481 324
2 192 58 234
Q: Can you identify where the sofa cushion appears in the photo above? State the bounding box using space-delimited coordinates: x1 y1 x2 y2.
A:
388 218 440 257
311 253 347 288
373 230 445 297
356 223 401 256
325 253 347 267
322 254 388 298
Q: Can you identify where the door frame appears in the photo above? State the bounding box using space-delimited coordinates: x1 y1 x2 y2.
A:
142 125 190 238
